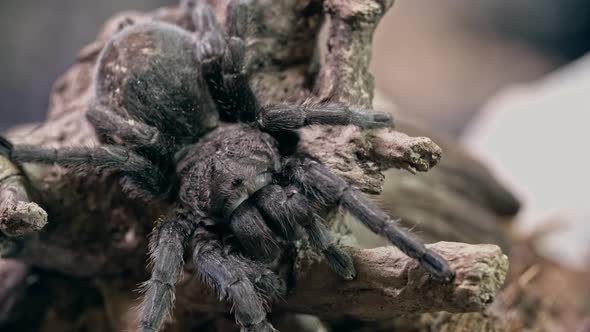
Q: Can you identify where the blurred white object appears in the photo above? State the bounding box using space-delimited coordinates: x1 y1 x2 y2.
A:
465 55 590 269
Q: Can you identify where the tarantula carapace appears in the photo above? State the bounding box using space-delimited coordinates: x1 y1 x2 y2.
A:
0 1 453 331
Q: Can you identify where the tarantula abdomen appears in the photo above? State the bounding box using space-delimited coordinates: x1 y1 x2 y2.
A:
94 21 219 146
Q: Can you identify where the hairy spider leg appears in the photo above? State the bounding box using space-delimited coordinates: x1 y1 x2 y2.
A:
139 209 284 332
192 224 277 332
218 232 286 300
193 0 394 131
286 156 455 281
8 144 167 200
254 184 356 280
253 185 300 241
194 0 259 122
139 214 195 332
230 201 282 262
257 103 394 132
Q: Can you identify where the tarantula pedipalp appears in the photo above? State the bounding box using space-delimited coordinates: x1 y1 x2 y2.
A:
0 1 454 331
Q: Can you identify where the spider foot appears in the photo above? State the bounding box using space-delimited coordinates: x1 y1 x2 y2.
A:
251 268 286 300
227 0 252 39
349 108 394 129
286 155 455 281
192 1 226 64
322 245 356 280
190 1 220 36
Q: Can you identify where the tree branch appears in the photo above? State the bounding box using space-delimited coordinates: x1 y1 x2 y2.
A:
172 242 507 321
287 242 507 318
0 156 46 239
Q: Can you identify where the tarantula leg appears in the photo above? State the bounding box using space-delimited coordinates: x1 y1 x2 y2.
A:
190 0 222 38
138 215 195 332
87 103 172 159
227 0 252 39
230 201 281 262
193 0 259 122
254 184 356 280
258 103 394 132
9 144 167 199
254 185 300 240
220 234 286 300
303 215 356 280
286 156 455 281
192 226 277 332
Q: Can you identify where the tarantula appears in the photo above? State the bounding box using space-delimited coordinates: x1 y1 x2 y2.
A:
0 1 453 331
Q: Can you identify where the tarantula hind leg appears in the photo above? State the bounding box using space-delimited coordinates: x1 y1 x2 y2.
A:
192 225 278 332
254 184 356 280
257 103 394 132
138 215 195 332
286 156 455 281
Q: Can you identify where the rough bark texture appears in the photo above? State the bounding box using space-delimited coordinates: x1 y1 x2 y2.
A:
0 158 47 238
160 242 507 331
286 242 507 318
0 1 516 331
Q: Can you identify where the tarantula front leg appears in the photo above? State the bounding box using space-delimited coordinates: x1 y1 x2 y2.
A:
254 184 356 280
4 142 167 200
139 213 195 332
285 156 455 281
193 0 259 122
230 201 282 262
192 224 278 332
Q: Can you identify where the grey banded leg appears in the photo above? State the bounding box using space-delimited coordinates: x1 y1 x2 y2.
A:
138 215 195 332
9 144 166 200
230 201 281 262
286 156 455 281
254 184 356 280
192 225 277 332
258 103 394 132
193 0 259 122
